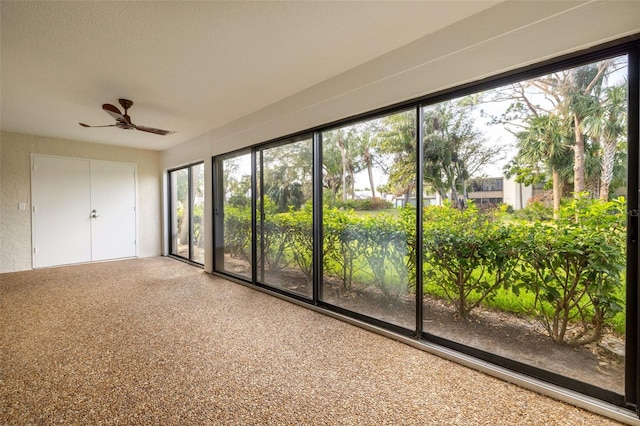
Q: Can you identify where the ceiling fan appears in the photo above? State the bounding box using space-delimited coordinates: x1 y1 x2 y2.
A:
79 99 175 135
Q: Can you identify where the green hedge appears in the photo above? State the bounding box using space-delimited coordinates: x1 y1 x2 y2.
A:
223 196 626 345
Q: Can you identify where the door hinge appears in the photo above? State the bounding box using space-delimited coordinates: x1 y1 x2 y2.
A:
33 247 37 254
32 206 36 213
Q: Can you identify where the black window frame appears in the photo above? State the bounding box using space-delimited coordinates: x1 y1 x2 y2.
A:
211 35 640 415
254 133 315 300
212 149 255 282
167 161 205 266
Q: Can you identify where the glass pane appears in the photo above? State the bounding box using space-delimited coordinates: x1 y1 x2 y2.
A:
217 153 253 279
170 168 189 258
257 137 313 298
191 163 205 264
421 55 628 394
321 110 417 329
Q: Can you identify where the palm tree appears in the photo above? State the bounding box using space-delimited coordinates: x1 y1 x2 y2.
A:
357 130 377 198
377 110 418 203
514 114 573 217
503 59 614 199
561 60 611 195
336 130 351 202
323 128 357 202
422 100 500 209
583 84 627 200
345 121 380 199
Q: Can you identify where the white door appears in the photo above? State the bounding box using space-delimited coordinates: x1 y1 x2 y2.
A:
90 160 136 261
31 155 137 268
32 156 92 268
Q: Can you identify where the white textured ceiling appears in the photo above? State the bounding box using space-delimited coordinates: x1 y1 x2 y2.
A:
0 1 501 151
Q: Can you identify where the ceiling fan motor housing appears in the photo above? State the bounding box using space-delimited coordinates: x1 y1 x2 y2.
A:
116 121 136 130
119 98 133 110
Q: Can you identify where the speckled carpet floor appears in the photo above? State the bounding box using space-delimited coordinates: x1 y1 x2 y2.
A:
0 257 625 425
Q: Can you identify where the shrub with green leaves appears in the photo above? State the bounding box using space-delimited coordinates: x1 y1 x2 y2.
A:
277 203 314 285
192 203 204 248
257 197 290 273
260 215 289 273
513 195 626 346
223 191 627 346
512 201 553 221
422 201 520 320
359 213 414 303
334 197 393 211
323 208 366 289
224 204 252 261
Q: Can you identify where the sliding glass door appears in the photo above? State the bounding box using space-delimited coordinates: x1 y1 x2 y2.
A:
256 136 314 298
213 152 253 279
169 162 205 264
320 110 417 329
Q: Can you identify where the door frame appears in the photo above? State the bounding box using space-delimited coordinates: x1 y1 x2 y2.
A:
30 154 138 268
167 161 205 265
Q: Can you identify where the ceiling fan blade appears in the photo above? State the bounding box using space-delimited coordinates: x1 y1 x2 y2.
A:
79 123 117 128
134 125 175 136
102 103 127 123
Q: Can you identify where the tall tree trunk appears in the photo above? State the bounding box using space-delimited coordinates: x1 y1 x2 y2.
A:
518 182 523 210
349 165 355 199
450 182 459 209
552 168 562 219
365 152 376 198
599 139 616 201
338 138 349 202
573 114 586 196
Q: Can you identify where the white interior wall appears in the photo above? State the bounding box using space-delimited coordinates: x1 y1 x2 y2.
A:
0 131 163 273
162 0 640 272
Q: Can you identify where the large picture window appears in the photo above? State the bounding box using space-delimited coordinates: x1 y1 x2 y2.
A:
421 55 628 397
212 41 639 414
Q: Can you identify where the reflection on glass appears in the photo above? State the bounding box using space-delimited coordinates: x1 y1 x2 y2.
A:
421 55 628 394
191 163 205 264
170 168 189 258
257 137 313 298
218 153 253 279
209 52 631 400
321 110 417 329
